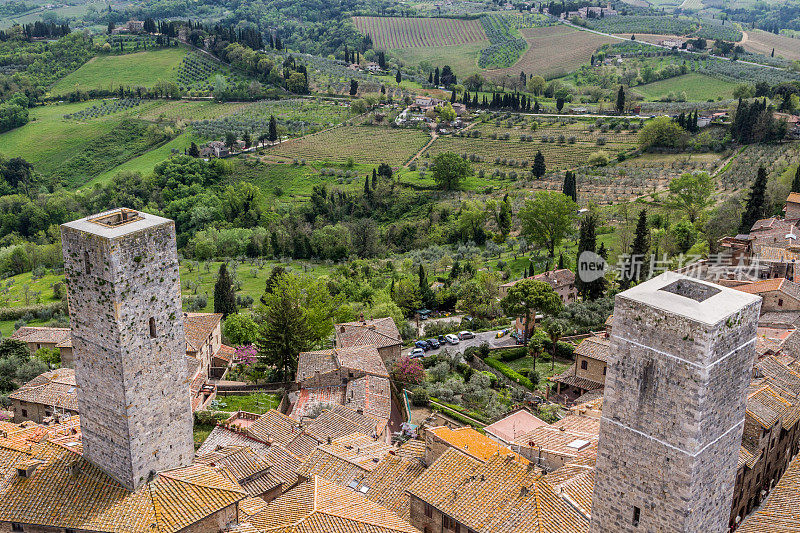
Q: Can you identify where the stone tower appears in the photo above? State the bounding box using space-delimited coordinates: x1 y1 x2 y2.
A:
61 208 194 491
590 273 761 532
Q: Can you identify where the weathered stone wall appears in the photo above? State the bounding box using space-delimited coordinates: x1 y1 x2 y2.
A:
10 399 77 424
61 217 194 491
576 355 607 384
590 280 760 533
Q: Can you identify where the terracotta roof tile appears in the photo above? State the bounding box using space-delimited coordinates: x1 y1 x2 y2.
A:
344 375 392 422
0 441 246 532
8 369 78 412
574 335 612 363
428 426 527 465
195 445 282 497
738 454 800 532
550 364 604 391
214 344 236 363
248 410 302 445
249 476 418 533
334 318 402 350
184 312 222 352
9 327 71 345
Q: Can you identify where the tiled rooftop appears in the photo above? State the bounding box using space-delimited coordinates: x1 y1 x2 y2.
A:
184 312 222 352
334 317 402 350
8 369 78 411
738 454 800 532
9 327 71 345
247 475 419 533
429 426 527 465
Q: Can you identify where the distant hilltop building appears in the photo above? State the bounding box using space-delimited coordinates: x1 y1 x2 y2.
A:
61 208 195 491
591 274 761 532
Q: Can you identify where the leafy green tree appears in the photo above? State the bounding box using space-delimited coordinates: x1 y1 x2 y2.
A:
739 166 769 233
213 263 238 318
667 171 713 223
501 279 563 343
223 313 260 346
527 75 545 96
639 116 685 149
431 152 473 190
532 151 546 178
519 191 577 257
498 194 512 239
34 347 60 368
225 131 237 151
393 278 422 316
543 319 565 369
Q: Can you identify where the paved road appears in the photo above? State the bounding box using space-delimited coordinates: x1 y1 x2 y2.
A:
407 329 518 360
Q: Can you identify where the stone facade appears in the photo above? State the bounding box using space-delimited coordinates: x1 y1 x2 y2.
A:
60 209 194 491
590 274 761 533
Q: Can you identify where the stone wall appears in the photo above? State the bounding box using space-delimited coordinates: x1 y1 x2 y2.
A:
61 216 194 491
590 277 760 533
575 354 607 384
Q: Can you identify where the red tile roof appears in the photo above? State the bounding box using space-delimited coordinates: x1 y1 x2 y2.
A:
184 312 222 352
334 318 402 350
10 327 71 345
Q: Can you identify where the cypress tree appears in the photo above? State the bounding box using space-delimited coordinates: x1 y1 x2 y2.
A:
372 168 377 189
532 151 546 178
740 166 769 233
562 171 577 202
616 85 625 114
213 263 238 318
792 164 800 194
396 69 401 83
621 209 649 290
268 115 278 143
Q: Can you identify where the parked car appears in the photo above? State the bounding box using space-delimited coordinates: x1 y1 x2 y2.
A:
425 338 440 349
409 347 425 358
445 334 460 345
437 335 446 344
414 340 429 351
458 331 475 340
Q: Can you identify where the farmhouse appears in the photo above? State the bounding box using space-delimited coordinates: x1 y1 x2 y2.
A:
9 327 71 356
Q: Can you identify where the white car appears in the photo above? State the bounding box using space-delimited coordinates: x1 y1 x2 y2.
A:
445 334 460 345
458 331 475 340
409 348 425 358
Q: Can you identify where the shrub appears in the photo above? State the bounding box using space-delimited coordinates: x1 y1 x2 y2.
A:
477 342 491 359
497 347 527 362
411 386 430 406
528 369 540 386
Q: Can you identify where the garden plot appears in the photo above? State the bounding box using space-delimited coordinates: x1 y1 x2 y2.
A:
352 16 486 49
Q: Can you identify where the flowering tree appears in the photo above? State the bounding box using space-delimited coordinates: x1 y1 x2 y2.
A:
392 356 425 386
234 345 258 366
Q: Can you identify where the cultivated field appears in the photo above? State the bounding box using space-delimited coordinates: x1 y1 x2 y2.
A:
262 125 431 166
742 30 800 61
389 42 488 77
632 73 738 101
50 47 187 95
352 16 486 49
135 100 250 123
486 26 617 81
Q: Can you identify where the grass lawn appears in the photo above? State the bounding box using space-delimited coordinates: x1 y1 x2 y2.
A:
213 392 281 414
51 47 187 95
505 356 570 392
179 259 335 313
632 73 738 102
193 423 215 450
0 101 120 177
0 271 64 309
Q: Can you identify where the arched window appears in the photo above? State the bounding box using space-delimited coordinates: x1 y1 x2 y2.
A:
84 251 91 274
149 317 157 338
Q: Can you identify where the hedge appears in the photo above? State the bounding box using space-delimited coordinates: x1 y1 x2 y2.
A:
431 398 490 424
430 403 486 430
484 357 535 390
495 346 527 362
0 302 67 321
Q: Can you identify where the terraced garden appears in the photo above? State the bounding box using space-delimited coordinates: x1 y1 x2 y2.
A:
262 125 431 166
352 16 486 48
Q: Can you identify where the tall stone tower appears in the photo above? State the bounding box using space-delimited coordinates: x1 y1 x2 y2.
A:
61 208 194 491
590 273 761 532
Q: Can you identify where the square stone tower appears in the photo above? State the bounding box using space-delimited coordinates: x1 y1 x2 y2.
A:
61 208 194 491
590 273 761 533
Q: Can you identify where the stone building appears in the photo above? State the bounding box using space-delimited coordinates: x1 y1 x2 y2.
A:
334 317 402 366
7 369 78 423
551 334 610 399
9 327 71 356
500 269 577 338
590 274 761 532
60 208 194 491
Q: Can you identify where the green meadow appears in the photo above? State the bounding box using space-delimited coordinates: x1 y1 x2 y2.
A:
632 73 738 102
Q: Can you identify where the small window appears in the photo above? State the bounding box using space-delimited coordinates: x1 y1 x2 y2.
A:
580 360 588 370
149 317 157 338
45 411 51 417
424 503 433 518
11 523 23 532
66 529 76 533
602 366 607 375
84 251 91 274
21 409 27 418
632 506 640 527
778 298 784 307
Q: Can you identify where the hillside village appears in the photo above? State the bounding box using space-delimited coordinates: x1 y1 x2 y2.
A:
0 205 798 533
